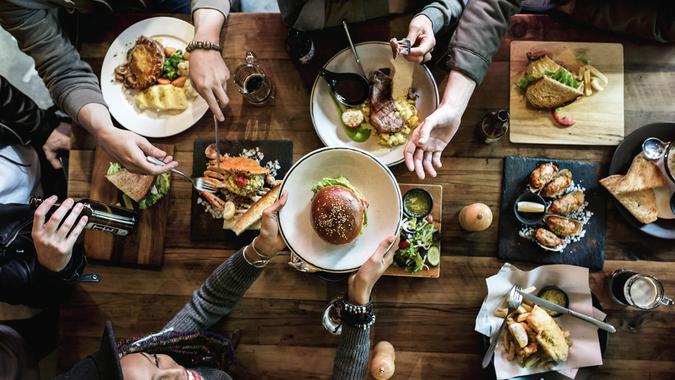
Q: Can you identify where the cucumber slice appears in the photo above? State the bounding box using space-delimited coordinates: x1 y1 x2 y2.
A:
426 245 440 267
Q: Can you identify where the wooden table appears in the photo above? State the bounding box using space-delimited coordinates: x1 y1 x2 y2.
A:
64 13 675 379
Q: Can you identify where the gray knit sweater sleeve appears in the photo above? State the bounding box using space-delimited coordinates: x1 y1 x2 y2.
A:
331 325 371 379
164 249 263 331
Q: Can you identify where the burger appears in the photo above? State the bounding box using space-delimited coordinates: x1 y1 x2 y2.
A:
310 177 368 245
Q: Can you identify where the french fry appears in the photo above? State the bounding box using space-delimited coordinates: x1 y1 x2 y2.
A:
522 303 533 312
587 64 608 85
583 68 592 96
495 307 508 318
521 286 537 294
516 313 530 323
516 306 527 314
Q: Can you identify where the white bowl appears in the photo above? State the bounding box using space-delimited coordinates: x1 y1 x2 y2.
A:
310 41 439 166
278 147 402 272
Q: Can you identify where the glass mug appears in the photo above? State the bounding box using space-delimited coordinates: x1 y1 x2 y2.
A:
608 269 673 310
233 51 274 105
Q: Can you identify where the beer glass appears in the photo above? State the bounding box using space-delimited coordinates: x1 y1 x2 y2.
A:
608 269 673 310
233 51 274 105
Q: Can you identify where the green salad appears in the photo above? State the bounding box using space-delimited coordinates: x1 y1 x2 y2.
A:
162 50 185 80
394 217 440 273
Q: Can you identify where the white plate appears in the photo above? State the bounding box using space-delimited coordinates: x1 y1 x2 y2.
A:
310 42 439 167
101 17 208 138
278 147 402 272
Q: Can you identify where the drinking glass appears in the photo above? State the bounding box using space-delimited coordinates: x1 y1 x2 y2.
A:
608 269 673 310
233 51 274 105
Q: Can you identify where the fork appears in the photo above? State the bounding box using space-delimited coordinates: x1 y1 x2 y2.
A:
393 38 412 56
481 285 523 368
146 156 217 193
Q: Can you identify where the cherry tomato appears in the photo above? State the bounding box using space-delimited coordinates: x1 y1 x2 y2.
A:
234 176 248 187
399 240 410 248
551 109 575 127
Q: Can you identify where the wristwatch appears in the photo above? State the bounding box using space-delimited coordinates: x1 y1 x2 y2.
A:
186 40 222 53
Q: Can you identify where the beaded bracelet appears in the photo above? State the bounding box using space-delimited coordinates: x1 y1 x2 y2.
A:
340 298 376 330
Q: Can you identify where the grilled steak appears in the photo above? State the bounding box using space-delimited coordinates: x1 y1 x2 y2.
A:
369 69 404 133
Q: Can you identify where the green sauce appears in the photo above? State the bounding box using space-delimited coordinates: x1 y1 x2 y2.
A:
404 190 432 217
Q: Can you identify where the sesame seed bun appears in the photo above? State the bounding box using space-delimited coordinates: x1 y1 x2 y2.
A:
311 185 366 245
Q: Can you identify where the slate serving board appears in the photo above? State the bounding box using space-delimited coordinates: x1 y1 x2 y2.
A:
190 139 293 243
498 156 607 270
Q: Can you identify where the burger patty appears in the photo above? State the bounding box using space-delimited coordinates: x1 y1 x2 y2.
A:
311 186 365 245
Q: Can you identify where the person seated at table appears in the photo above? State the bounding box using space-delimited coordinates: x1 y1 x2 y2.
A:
404 0 675 179
0 0 233 176
53 193 399 380
1 75 89 377
278 0 468 64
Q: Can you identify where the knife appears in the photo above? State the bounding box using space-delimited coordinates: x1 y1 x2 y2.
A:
518 290 616 333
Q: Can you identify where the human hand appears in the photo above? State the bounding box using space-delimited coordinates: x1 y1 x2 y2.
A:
189 49 230 122
96 127 177 175
32 196 88 272
191 8 229 122
404 15 436 64
404 103 462 179
253 191 288 257
43 122 71 169
348 235 399 305
404 71 477 179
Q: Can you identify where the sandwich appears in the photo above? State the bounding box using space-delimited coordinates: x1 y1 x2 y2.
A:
310 177 368 245
518 55 583 109
206 156 269 198
106 163 170 209
527 305 569 363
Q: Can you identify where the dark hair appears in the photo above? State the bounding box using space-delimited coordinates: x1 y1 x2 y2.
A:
0 325 29 380
117 329 239 370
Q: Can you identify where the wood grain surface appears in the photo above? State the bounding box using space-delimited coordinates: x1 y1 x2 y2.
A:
83 144 174 267
62 12 675 379
383 183 442 278
509 41 624 146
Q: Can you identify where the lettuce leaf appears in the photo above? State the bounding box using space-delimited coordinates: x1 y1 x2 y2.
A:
107 162 122 176
545 68 580 89
138 172 170 209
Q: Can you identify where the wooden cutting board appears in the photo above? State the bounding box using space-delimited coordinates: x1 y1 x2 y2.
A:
83 144 174 267
509 41 624 146
384 183 442 278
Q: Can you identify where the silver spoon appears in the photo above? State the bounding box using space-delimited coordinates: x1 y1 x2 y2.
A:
342 20 367 79
482 286 522 368
642 137 669 161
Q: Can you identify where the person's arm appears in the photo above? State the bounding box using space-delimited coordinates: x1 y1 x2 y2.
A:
331 236 399 380
165 193 288 331
0 5 177 175
189 1 231 121
0 75 58 149
565 0 675 42
417 0 467 34
445 0 522 84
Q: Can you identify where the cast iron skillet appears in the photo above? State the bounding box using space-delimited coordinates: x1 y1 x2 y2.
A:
608 122 675 239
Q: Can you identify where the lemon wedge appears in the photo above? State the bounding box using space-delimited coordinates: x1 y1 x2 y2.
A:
517 201 545 213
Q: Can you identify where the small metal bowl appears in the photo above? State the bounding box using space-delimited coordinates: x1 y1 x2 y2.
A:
402 188 433 218
514 192 546 225
537 286 569 318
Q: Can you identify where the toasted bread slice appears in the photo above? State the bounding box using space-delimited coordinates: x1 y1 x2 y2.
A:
525 75 583 109
613 154 666 193
207 156 269 176
527 306 569 362
105 168 154 202
600 175 658 224
231 184 281 235
526 56 562 79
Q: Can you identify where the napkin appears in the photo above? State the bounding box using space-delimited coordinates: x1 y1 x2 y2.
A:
475 263 603 379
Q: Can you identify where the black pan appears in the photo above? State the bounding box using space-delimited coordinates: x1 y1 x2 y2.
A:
608 122 675 239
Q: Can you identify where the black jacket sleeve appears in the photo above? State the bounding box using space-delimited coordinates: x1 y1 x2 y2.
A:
0 75 59 149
